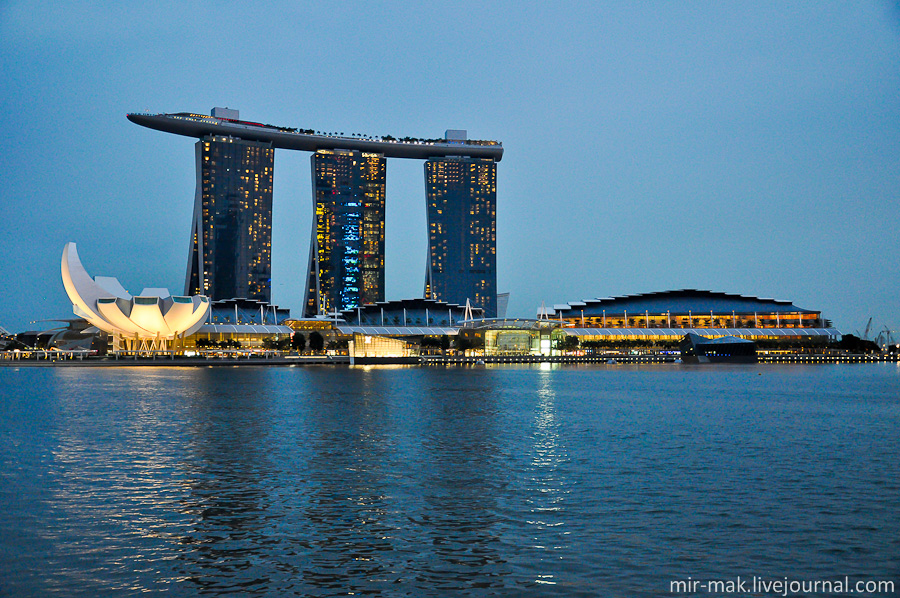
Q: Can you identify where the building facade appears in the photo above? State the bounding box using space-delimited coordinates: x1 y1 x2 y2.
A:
185 134 274 301
303 150 387 316
424 156 497 317
545 290 827 329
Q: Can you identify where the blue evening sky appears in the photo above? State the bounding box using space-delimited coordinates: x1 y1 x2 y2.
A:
1 1 898 336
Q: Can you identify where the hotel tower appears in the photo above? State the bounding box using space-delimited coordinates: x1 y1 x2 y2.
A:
424 157 497 317
303 150 387 317
127 110 501 315
185 129 274 302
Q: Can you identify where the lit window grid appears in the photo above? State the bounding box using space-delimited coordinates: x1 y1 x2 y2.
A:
188 137 274 302
425 157 497 316
304 151 386 316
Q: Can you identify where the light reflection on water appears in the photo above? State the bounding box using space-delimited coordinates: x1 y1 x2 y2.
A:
523 371 567 582
1 364 899 596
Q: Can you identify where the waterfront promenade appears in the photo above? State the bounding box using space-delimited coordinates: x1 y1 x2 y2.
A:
2 352 897 367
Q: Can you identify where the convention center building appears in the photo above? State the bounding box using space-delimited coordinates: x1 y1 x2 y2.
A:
542 289 839 344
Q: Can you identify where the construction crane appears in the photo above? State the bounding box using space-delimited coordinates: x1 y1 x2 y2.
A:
875 326 895 348
863 317 873 340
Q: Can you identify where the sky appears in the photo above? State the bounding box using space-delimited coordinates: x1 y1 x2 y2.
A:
1 1 898 338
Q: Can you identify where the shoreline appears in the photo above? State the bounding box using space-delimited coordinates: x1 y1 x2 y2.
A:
1 353 897 368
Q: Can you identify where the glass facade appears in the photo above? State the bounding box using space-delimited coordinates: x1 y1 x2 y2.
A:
424 157 497 317
349 333 415 359
185 135 274 301
304 150 386 316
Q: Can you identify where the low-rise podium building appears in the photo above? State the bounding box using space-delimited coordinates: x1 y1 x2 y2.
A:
542 289 840 345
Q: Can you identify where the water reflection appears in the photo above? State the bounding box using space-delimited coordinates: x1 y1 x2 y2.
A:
528 372 568 537
39 369 209 594
173 368 277 594
298 369 401 594
413 369 509 591
3 365 900 597
514 370 572 592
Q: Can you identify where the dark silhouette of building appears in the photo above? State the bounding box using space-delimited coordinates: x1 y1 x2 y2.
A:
425 156 497 317
303 150 386 316
185 133 274 301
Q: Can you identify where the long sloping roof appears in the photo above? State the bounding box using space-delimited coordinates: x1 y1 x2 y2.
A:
563 327 840 337
552 289 818 316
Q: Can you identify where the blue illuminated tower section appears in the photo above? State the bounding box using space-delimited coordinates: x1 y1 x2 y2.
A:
424 156 497 317
303 150 386 316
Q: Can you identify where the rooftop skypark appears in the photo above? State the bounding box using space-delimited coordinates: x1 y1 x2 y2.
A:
127 112 503 161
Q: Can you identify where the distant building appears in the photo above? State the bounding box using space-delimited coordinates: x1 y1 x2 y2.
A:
61 242 210 354
424 153 497 317
496 292 510 319
13 319 108 353
537 289 840 345
680 332 758 363
457 318 563 356
185 134 274 302
304 149 386 316
348 333 416 362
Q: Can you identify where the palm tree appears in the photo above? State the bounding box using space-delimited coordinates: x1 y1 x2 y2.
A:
309 331 325 353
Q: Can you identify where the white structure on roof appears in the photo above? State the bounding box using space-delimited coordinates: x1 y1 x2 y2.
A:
61 242 210 353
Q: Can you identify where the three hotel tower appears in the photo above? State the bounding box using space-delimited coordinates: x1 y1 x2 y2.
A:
158 108 500 317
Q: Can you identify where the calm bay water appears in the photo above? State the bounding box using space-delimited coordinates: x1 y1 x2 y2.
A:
1 363 899 597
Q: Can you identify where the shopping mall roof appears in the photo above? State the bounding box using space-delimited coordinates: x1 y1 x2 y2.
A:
196 324 293 335
337 325 458 336
459 318 563 331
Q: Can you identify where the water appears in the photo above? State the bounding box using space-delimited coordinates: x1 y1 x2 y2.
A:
1 364 899 597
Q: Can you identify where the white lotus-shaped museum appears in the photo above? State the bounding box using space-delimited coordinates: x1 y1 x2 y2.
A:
61 242 210 351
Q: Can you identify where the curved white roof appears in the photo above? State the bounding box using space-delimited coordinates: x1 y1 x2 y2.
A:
61 243 210 340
